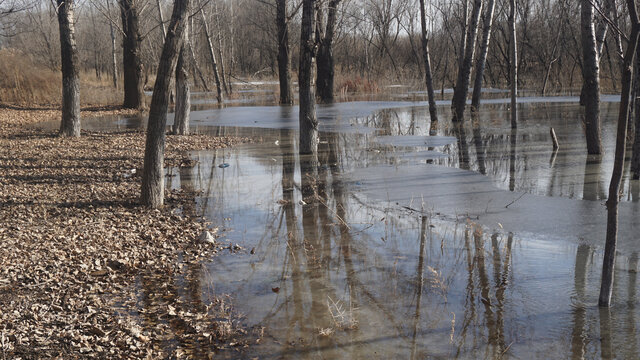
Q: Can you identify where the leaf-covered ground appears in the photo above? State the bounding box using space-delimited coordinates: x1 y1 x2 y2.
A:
0 108 254 358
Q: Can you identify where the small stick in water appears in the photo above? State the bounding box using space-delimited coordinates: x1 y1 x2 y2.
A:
550 127 559 150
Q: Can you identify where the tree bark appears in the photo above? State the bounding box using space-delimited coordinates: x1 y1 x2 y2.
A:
316 0 340 103
471 0 496 111
173 23 190 135
156 0 166 38
276 0 293 105
451 0 483 122
632 45 640 179
299 0 318 155
120 0 145 109
581 0 603 154
599 1 640 307
57 0 81 137
419 0 438 122
213 3 230 95
187 16 210 92
509 0 517 128
141 0 191 208
107 0 118 89
200 8 224 104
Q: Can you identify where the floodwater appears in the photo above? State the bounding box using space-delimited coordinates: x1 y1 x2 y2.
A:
86 89 640 358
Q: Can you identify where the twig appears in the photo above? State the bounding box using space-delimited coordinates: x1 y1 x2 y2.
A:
505 192 526 208
501 340 515 356
550 127 559 150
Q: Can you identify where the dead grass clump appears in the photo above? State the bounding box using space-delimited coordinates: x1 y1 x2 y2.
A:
0 49 123 107
337 75 380 96
0 49 60 105
80 72 122 106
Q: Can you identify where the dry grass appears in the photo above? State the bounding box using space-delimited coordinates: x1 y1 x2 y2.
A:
0 49 60 105
80 72 122 106
0 50 122 107
337 75 380 96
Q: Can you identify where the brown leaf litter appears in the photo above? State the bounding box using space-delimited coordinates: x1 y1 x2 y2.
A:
0 108 256 358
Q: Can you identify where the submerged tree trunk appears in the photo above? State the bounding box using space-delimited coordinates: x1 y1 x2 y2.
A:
120 0 145 109
316 0 340 103
141 0 191 208
451 0 483 122
276 0 293 105
582 0 603 154
419 0 438 122
173 23 190 135
471 0 496 111
599 2 640 307
57 0 81 137
509 0 517 128
200 8 224 104
299 0 318 155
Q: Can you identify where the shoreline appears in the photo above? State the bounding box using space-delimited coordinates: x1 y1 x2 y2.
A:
0 107 253 358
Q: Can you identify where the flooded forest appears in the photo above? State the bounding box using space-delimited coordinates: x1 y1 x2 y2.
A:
3 0 640 358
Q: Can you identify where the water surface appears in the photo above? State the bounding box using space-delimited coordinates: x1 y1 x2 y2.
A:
82 91 640 358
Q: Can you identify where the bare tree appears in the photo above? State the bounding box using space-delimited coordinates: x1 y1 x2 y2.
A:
173 21 190 135
599 0 640 307
419 0 437 122
106 0 119 89
631 46 640 179
276 0 294 105
200 6 224 104
299 0 318 155
471 0 495 111
56 0 81 137
213 2 230 95
581 0 602 154
509 0 516 128
316 0 341 103
141 0 191 208
451 0 482 122
156 0 167 38
120 0 145 109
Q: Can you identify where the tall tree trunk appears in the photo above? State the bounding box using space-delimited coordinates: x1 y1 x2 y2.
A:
188 16 210 92
173 23 190 135
316 0 340 103
213 3 230 95
579 0 613 106
156 0 166 38
141 0 191 208
582 0 603 154
599 1 640 307
57 0 81 137
509 0 517 128
276 0 294 105
632 46 640 179
200 8 224 104
419 0 438 122
120 0 145 109
471 0 496 111
228 1 235 94
107 0 118 89
451 0 483 122
299 0 318 155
